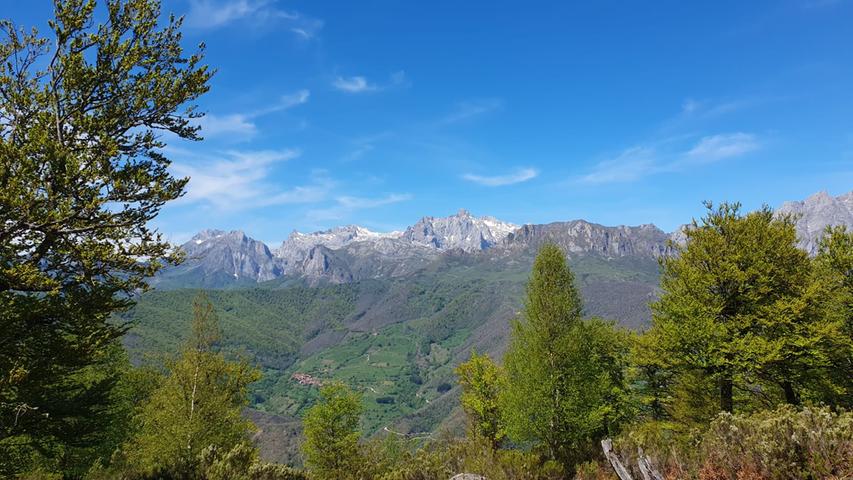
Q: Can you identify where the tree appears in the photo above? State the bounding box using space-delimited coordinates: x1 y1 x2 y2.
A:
811 226 853 407
0 0 211 473
124 294 260 477
646 202 832 417
501 243 632 471
455 350 506 448
302 383 363 480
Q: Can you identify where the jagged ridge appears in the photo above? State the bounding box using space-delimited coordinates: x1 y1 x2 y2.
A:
158 191 853 287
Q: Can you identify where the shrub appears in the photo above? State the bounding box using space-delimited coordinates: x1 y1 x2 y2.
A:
200 443 308 480
436 382 452 393
700 405 853 480
610 406 853 480
365 434 563 480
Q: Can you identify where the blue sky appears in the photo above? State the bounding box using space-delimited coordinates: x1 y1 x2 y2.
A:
5 0 853 244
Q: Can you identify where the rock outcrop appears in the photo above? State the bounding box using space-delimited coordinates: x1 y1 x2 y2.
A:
777 190 853 255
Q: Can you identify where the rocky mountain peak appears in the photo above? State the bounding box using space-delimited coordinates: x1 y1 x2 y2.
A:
168 229 280 285
402 210 518 252
503 220 672 258
777 190 853 255
276 224 401 270
188 229 253 247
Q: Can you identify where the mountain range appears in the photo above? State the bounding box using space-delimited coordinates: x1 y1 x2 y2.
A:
155 191 852 289
155 209 521 288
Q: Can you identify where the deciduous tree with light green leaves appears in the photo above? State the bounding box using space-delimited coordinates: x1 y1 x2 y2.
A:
645 202 840 419
0 0 211 474
455 350 506 448
302 382 363 480
124 294 260 477
501 243 632 472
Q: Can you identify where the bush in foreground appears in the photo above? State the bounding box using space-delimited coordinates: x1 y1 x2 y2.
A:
596 406 853 480
360 434 564 480
699 406 853 480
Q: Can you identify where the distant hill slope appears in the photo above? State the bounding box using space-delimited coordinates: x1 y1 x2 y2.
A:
123 249 660 460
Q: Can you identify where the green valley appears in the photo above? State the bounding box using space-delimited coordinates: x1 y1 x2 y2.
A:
120 250 662 461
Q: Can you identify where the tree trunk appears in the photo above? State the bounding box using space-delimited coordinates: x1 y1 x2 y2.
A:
782 380 800 405
720 376 733 413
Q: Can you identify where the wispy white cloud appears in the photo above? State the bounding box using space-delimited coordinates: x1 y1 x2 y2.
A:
332 72 408 94
338 194 412 209
681 98 702 115
342 132 393 162
333 76 376 93
462 168 539 186
389 70 409 87
171 149 334 210
198 89 309 139
686 133 760 162
262 181 332 206
676 98 760 121
307 193 412 221
186 0 265 28
579 147 659 184
253 89 310 116
186 0 323 38
198 113 258 138
578 133 761 185
440 99 503 124
290 27 312 39
343 143 374 162
282 89 311 107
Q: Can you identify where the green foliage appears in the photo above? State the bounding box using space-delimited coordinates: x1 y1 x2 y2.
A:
811 226 853 407
699 405 853 480
0 342 138 477
455 351 506 447
123 285 360 369
610 406 853 480
123 294 261 477
301 383 363 479
199 442 308 480
358 433 564 480
502 243 632 472
0 0 210 474
645 202 839 418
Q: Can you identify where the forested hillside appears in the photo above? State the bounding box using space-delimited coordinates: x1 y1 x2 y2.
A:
122 249 661 454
